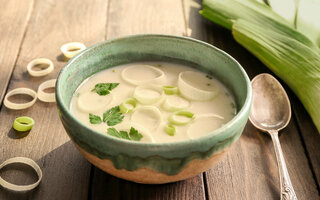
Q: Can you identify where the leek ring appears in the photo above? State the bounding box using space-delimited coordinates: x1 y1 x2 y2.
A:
133 85 165 105
120 98 137 113
37 79 56 102
121 65 166 86
178 71 219 101
4 88 37 110
27 58 54 77
162 95 190 112
77 91 114 113
60 42 86 59
169 110 195 125
131 106 162 131
13 116 35 132
163 86 179 95
0 157 42 192
165 124 176 136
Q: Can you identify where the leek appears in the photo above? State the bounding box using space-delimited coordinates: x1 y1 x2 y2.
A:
200 0 318 51
200 0 320 133
268 0 297 24
296 0 320 47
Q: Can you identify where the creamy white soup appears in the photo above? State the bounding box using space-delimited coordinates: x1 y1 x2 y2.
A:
70 62 236 143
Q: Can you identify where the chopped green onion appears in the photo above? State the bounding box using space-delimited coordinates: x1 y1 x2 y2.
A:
13 116 35 132
165 124 176 136
162 86 179 95
120 98 137 113
169 111 195 125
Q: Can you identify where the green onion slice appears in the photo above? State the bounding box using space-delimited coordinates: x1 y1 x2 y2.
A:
133 85 165 105
120 98 137 113
169 111 195 125
13 116 35 132
178 71 219 101
165 124 176 136
162 86 179 95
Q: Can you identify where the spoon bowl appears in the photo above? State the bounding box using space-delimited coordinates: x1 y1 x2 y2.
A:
250 73 291 132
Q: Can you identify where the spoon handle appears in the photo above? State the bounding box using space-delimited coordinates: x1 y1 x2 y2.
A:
269 130 297 200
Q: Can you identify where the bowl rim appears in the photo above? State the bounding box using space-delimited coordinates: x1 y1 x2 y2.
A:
56 34 252 148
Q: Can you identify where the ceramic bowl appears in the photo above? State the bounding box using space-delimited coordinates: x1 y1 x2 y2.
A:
56 34 252 184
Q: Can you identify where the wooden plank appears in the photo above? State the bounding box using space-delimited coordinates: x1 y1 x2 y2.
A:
291 94 320 188
183 0 320 199
106 0 186 39
91 168 205 200
0 0 108 199
90 0 206 199
0 0 33 103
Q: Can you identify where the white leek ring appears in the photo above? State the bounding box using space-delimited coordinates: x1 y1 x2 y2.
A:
0 157 42 192
37 79 56 102
169 110 195 125
115 122 155 143
196 113 224 120
178 71 219 101
61 42 86 59
187 114 224 139
120 98 137 113
131 106 162 132
77 91 114 113
133 85 164 105
4 88 37 110
27 58 54 77
162 95 190 112
121 65 166 86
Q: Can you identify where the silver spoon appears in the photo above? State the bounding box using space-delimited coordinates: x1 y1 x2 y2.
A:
249 73 297 200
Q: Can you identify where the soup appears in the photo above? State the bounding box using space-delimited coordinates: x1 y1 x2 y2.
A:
70 62 236 143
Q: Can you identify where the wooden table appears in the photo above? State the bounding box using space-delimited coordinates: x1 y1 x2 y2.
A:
0 0 319 199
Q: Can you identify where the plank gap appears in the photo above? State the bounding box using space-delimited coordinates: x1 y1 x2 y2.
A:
180 0 188 36
202 172 209 200
87 165 94 200
104 0 111 40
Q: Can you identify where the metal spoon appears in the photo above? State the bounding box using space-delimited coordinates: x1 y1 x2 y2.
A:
249 73 297 200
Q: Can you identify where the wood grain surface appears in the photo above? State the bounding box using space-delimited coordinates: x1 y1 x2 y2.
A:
0 0 319 199
0 0 34 103
183 0 320 199
90 0 205 199
0 0 108 199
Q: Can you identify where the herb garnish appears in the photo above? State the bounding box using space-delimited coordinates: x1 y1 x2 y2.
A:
89 106 124 126
91 83 119 96
89 113 102 124
103 106 124 126
107 127 143 141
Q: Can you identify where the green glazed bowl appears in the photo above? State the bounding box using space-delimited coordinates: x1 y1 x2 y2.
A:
56 34 252 184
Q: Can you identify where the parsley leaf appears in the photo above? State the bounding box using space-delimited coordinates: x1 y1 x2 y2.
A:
103 106 124 126
91 83 119 96
89 113 102 124
107 127 143 141
128 127 143 141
